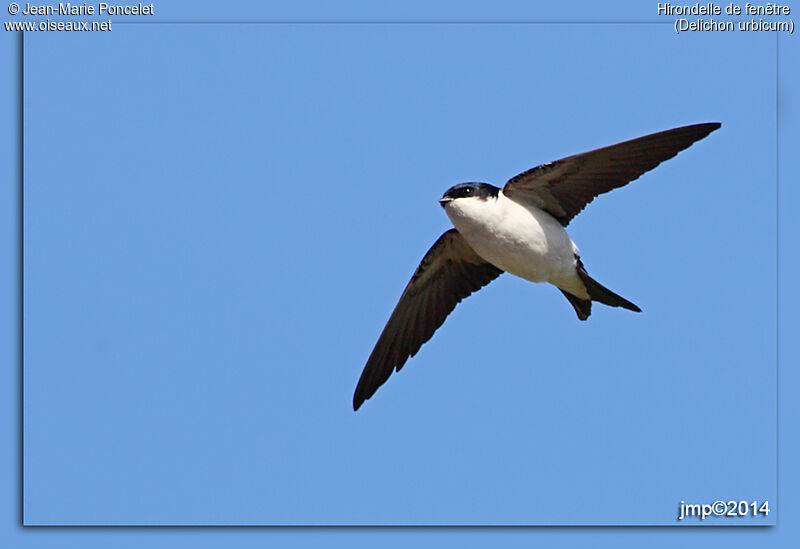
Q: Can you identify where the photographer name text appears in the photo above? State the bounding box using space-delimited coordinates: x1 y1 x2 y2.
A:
19 2 153 15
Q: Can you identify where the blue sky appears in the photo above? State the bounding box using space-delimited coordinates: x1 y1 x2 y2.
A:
2 0 799 547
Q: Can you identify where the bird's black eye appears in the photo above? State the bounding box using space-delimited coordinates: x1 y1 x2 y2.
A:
463 188 472 195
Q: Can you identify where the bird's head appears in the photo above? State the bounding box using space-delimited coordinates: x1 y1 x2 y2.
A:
439 182 500 209
439 183 501 225
439 182 502 229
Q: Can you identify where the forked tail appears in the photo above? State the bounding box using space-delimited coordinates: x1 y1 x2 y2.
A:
561 260 641 321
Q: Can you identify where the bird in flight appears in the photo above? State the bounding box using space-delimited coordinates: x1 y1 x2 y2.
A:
353 123 721 410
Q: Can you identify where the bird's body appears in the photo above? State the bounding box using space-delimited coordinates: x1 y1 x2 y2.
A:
444 187 588 298
352 122 721 410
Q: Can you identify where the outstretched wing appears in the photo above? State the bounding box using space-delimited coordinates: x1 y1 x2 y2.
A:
503 122 721 226
353 229 502 410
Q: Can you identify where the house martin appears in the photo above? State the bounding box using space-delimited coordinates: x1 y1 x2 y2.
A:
353 122 721 410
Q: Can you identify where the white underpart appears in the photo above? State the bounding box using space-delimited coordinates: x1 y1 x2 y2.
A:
444 191 590 299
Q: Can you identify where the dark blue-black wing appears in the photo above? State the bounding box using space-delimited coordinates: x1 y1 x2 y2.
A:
353 229 502 410
504 123 721 226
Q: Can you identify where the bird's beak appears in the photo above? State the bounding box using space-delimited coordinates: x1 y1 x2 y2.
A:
439 197 452 208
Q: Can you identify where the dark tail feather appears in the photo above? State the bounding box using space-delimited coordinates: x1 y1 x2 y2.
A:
576 264 641 313
560 259 641 320
560 290 592 321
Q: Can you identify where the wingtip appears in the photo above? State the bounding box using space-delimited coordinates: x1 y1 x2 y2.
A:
681 121 721 134
698 121 722 134
671 122 721 146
